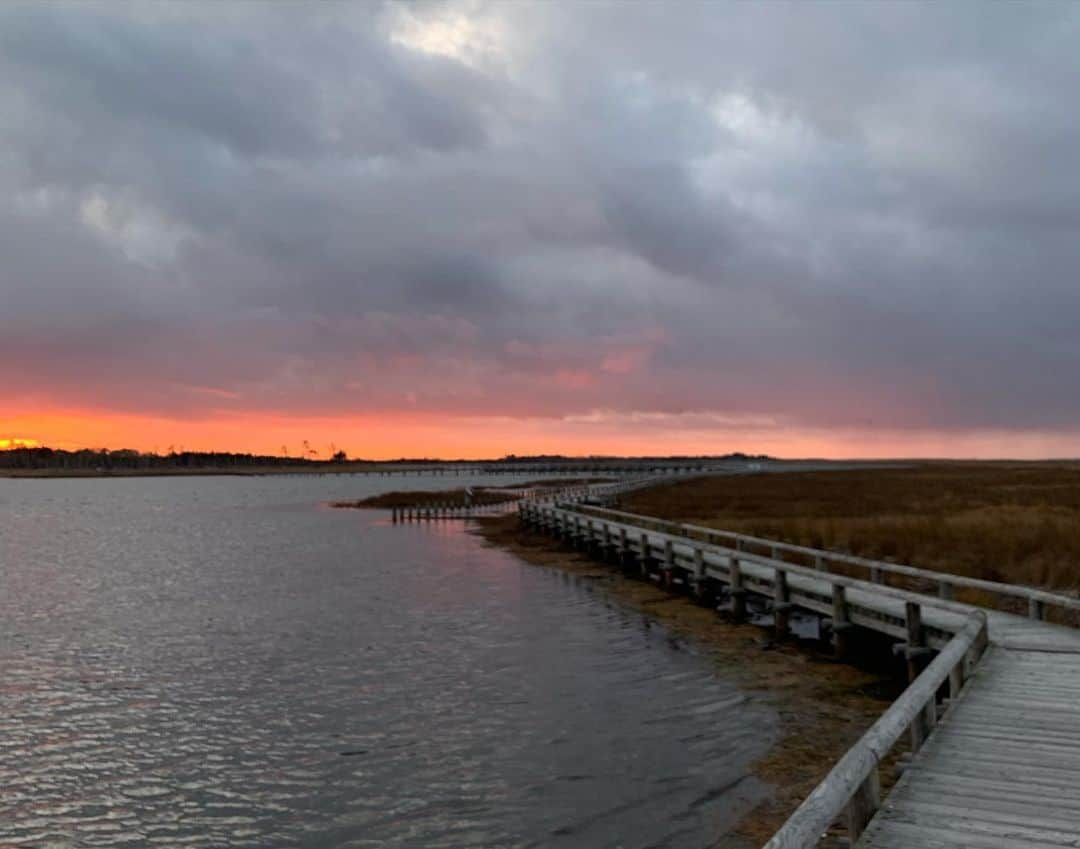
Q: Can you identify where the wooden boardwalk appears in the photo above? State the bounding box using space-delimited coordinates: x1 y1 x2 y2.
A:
517 497 1080 849
860 647 1080 848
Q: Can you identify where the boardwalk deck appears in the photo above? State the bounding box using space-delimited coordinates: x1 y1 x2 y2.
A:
517 497 1080 849
859 648 1080 848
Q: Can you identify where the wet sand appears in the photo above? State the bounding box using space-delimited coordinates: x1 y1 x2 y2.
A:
474 514 900 846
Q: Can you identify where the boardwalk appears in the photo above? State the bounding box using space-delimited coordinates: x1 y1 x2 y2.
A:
517 495 1080 849
861 647 1080 848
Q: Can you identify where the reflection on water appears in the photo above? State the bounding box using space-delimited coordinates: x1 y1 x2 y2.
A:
0 475 777 848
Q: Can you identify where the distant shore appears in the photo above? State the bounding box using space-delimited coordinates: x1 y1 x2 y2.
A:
1 465 375 479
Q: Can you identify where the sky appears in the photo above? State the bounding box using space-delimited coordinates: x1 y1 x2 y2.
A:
3 1 1080 459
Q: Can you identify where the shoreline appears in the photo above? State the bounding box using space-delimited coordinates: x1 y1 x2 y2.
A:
472 513 899 846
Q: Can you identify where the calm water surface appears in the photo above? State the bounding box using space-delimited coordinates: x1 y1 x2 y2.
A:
0 475 777 848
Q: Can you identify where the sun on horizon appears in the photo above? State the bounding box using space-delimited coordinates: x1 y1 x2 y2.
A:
0 438 40 450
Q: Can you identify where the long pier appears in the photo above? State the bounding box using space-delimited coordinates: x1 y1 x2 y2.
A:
518 496 1080 848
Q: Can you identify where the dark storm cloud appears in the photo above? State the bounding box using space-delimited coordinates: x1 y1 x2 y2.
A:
3 0 1080 435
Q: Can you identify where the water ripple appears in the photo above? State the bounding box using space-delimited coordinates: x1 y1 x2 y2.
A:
0 475 777 847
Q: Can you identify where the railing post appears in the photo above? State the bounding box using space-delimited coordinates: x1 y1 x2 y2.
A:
844 768 881 843
692 547 711 605
905 601 926 684
904 601 929 751
870 565 883 584
729 556 747 621
1029 597 1046 620
832 584 851 659
938 582 954 602
909 711 925 752
923 693 938 734
773 568 791 638
949 661 964 700
639 532 650 579
662 540 675 589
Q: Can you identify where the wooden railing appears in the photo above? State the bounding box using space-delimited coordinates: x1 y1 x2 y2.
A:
565 503 1080 622
524 501 972 648
763 610 988 848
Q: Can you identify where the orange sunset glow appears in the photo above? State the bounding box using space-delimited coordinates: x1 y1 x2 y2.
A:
6 407 1080 461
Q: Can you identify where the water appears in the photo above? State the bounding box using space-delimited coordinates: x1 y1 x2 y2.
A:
0 474 777 848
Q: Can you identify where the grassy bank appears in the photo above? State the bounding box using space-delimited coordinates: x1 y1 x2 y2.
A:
620 462 1080 597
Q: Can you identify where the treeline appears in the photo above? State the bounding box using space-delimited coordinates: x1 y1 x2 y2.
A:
1 446 773 471
0 447 343 471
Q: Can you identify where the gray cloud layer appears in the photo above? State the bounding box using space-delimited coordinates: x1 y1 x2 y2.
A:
3 1 1079 434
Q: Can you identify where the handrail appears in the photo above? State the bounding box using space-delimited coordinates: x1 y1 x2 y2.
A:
567 502 1080 619
762 611 988 848
527 500 980 633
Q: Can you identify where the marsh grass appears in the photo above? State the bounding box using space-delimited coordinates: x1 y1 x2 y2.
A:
623 463 1080 607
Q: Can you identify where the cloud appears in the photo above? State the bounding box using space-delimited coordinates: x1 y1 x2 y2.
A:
3 0 1080 452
